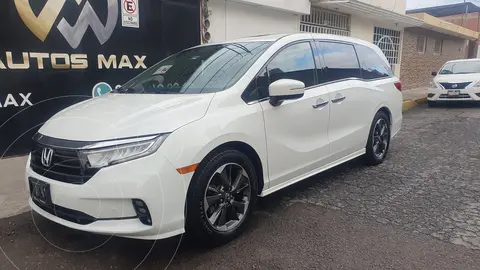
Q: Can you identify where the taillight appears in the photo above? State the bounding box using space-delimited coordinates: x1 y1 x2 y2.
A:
394 81 402 91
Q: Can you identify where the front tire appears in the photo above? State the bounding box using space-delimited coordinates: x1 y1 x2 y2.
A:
365 111 390 165
186 149 258 245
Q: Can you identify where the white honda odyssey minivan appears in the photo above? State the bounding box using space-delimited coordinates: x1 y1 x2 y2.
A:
26 33 402 244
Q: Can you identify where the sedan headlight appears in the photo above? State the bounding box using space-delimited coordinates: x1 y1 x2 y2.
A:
80 134 169 168
473 81 480 88
428 81 438 89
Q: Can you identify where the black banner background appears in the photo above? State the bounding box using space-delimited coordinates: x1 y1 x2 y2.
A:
0 0 200 157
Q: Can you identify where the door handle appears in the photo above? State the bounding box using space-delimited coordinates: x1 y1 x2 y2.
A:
312 99 329 109
332 95 346 103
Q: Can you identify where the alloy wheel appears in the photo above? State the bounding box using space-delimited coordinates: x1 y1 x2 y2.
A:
373 118 389 159
204 163 251 232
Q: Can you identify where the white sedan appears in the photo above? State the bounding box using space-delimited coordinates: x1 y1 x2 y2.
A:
428 59 480 106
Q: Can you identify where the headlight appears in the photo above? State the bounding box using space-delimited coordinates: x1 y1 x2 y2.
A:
474 81 480 88
80 134 169 168
428 81 438 89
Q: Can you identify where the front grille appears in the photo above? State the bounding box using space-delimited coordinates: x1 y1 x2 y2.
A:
439 94 471 99
439 82 472 89
30 143 99 185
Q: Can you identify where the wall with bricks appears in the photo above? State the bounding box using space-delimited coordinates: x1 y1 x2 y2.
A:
439 13 480 58
439 13 480 32
401 27 468 90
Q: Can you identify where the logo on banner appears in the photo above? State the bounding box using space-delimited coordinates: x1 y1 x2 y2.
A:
14 0 119 49
92 82 113 97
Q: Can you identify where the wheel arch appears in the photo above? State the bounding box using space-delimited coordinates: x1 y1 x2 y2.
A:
193 141 265 195
377 106 392 125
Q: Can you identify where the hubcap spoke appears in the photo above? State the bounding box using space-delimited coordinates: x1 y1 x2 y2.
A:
208 205 223 225
232 172 249 194
231 201 246 213
206 194 223 205
219 168 232 189
382 140 388 149
217 205 228 226
208 186 220 194
231 170 243 191
227 205 240 221
380 125 386 137
234 183 249 194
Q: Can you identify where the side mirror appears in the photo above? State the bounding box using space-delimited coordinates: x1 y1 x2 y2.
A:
115 85 122 90
432 71 437 76
268 79 305 106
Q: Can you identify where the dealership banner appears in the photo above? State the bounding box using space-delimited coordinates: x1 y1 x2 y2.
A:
0 0 200 157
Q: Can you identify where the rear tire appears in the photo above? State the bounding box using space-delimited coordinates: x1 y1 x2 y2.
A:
185 149 258 246
365 111 390 166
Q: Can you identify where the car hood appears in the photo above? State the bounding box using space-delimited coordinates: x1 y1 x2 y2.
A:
39 93 215 141
434 73 480 83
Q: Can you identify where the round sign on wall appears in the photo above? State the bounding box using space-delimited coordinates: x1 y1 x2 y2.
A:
92 82 113 97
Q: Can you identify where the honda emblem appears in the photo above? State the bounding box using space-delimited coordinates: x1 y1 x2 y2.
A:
41 148 54 167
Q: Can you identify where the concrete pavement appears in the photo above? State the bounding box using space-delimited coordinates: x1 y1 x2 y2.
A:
0 156 29 218
2 202 480 270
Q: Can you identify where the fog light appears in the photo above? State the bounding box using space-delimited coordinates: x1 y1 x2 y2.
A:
427 93 435 98
132 199 152 226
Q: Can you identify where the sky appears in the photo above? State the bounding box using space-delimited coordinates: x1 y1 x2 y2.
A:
407 0 480 10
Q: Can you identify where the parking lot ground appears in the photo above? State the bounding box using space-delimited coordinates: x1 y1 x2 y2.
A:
1 104 480 269
0 156 29 218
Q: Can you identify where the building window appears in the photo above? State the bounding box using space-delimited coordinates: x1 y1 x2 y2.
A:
417 35 427 53
434 39 443 54
300 8 350 36
373 27 401 72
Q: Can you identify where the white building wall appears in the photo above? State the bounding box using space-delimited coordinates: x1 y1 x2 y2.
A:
357 0 406 14
208 0 301 42
350 16 375 42
231 0 310 14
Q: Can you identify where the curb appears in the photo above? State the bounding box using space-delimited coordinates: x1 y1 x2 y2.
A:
402 97 427 112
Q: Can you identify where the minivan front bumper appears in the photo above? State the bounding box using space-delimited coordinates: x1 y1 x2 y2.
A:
25 152 189 240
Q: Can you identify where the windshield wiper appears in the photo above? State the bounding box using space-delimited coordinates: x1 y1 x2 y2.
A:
222 45 241 56
113 87 136 93
229 43 251 54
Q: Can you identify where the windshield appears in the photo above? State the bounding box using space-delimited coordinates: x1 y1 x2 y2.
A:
439 61 480 75
114 42 272 94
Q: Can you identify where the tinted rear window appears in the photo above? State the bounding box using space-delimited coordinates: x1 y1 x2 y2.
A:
318 42 361 82
355 45 393 80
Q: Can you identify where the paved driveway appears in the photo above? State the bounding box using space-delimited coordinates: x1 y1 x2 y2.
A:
1 104 480 269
